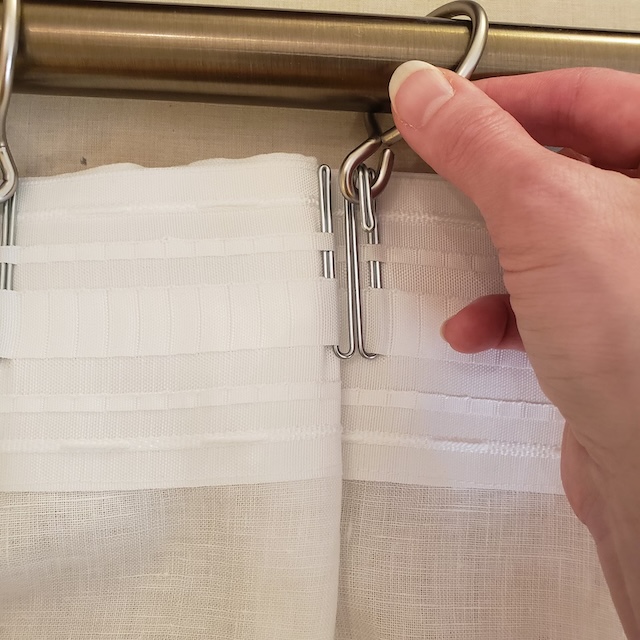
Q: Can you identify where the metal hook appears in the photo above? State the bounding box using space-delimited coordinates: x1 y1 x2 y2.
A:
318 165 356 358
352 165 379 359
364 167 382 292
318 165 335 280
358 164 376 234
0 0 19 202
339 0 489 203
320 165 380 360
333 199 357 359
350 177 377 360
339 137 395 208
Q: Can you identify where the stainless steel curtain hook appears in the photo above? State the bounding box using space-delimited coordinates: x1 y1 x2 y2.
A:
346 188 376 361
318 165 356 359
363 167 381 293
318 165 335 281
339 0 489 204
353 165 379 359
334 199 358 359
321 166 381 360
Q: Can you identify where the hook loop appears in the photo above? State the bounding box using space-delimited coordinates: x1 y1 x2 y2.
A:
0 0 19 203
339 0 489 203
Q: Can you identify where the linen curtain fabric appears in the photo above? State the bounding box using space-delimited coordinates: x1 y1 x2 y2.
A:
0 156 343 638
0 154 623 638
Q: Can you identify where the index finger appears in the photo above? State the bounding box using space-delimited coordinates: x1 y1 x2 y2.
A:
476 68 640 170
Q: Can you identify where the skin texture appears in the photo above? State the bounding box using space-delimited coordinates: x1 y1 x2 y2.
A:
389 65 640 638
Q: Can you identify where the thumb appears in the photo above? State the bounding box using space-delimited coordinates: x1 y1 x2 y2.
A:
388 61 586 256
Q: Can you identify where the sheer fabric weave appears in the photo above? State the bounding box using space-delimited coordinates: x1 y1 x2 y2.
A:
0 155 623 638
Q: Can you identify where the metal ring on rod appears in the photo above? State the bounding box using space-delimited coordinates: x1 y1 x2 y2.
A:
339 0 489 204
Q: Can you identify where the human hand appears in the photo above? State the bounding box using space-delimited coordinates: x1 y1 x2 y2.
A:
389 64 640 638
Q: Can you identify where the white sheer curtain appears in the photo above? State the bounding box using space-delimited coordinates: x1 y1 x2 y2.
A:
0 153 623 638
0 156 342 638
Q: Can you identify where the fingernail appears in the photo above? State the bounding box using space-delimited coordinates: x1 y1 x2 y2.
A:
389 60 454 129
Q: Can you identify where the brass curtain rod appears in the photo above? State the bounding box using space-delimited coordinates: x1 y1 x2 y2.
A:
13 1 640 112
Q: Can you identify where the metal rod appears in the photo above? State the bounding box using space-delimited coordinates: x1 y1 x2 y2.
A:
13 1 640 112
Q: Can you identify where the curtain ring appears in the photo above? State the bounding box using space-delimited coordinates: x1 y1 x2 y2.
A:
339 0 489 204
